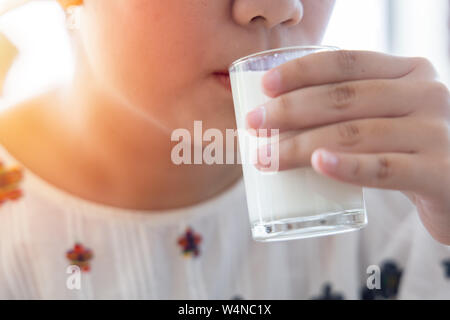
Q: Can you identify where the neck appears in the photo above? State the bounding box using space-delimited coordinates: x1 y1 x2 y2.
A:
56 63 242 211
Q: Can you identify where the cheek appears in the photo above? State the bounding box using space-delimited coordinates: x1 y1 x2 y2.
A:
82 1 210 100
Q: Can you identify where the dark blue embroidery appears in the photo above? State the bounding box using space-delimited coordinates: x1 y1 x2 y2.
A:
177 227 202 258
312 283 344 300
361 260 402 300
442 259 450 279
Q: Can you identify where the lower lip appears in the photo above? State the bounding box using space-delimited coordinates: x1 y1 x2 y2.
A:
213 73 232 92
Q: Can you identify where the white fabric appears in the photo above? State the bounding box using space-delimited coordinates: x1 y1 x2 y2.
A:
0 143 449 300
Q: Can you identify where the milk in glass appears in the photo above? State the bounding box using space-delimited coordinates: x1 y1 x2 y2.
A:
230 69 366 241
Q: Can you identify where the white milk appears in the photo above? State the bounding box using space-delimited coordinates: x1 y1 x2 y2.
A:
230 71 364 226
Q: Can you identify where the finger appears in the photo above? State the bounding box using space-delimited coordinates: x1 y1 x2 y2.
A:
262 50 421 97
310 149 433 193
255 117 446 171
247 79 441 133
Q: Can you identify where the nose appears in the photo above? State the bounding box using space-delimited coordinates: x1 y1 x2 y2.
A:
232 0 304 29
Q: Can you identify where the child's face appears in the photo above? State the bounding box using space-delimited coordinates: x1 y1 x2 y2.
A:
78 0 335 133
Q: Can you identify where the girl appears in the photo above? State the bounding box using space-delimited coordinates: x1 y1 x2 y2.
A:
0 0 449 299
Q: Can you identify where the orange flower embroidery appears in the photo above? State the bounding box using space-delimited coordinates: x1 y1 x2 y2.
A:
0 161 23 206
57 0 83 9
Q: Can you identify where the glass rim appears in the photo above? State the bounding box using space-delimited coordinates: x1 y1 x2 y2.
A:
228 45 339 72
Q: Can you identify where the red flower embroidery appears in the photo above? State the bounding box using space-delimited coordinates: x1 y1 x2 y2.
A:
0 161 23 206
177 227 202 258
66 243 94 272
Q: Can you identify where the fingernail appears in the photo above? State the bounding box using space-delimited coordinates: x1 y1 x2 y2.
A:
256 143 272 168
246 106 266 129
263 69 281 94
319 150 338 170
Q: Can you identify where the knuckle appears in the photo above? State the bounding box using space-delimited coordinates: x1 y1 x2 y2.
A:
336 50 358 75
336 122 361 146
276 94 291 114
328 84 356 110
376 156 392 181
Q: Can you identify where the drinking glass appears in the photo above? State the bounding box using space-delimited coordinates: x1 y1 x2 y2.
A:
229 46 367 241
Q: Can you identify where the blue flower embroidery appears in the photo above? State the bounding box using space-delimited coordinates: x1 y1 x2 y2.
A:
312 283 344 300
442 259 450 279
177 227 202 258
